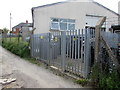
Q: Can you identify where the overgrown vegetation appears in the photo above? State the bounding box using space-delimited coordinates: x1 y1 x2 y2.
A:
90 63 120 89
1 37 41 66
75 79 88 86
2 37 29 58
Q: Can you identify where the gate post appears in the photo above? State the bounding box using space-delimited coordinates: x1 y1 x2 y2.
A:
61 31 66 71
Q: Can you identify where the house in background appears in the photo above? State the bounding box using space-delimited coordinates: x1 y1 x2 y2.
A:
20 25 33 41
12 20 32 35
12 20 33 41
0 29 2 36
31 0 119 34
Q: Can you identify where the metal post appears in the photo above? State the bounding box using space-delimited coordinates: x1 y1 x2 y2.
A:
84 28 90 78
48 33 51 65
30 35 33 57
61 31 66 71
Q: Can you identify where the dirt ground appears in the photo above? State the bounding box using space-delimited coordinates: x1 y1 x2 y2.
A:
0 46 82 88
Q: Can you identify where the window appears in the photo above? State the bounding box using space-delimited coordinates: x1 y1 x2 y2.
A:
50 18 75 30
51 18 59 22
60 23 67 30
68 24 75 30
51 23 59 30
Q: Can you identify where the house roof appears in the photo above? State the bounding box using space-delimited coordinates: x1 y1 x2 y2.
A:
32 0 119 16
12 23 33 30
32 0 67 10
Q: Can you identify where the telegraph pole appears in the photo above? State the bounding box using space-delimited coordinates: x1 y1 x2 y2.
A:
10 13 12 41
10 13 12 31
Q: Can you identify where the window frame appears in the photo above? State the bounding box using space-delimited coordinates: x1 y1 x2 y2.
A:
50 17 75 31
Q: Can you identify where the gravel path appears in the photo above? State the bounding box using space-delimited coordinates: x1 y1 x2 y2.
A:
0 46 82 88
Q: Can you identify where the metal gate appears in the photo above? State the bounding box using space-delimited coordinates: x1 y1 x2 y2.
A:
31 29 93 78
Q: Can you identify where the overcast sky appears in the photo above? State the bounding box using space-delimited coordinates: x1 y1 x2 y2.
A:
0 0 119 29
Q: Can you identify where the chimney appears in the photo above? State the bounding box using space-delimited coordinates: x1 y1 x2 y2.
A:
26 20 28 23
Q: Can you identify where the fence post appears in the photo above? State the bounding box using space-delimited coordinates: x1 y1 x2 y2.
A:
84 28 91 78
61 31 66 71
30 35 33 57
94 17 106 63
47 33 51 65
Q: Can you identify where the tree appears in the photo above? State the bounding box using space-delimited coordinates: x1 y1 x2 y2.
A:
2 28 9 34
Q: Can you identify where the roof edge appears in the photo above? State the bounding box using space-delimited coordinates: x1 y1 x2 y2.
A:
32 0 68 10
93 1 120 16
32 0 120 16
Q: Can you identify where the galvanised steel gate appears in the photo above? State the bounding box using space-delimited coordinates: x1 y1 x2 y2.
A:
31 29 94 78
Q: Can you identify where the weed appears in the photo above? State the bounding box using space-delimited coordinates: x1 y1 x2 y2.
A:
75 79 88 86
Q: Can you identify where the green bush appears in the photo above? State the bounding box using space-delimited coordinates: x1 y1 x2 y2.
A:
99 70 120 89
90 63 120 89
90 63 100 86
2 40 30 58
